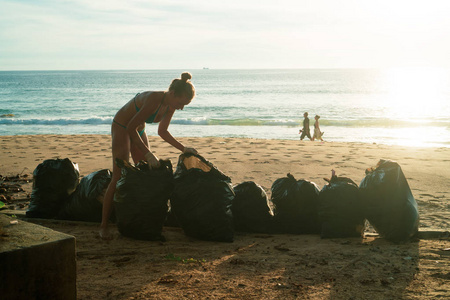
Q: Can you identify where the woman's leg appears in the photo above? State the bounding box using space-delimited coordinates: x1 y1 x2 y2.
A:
130 131 149 164
99 124 131 239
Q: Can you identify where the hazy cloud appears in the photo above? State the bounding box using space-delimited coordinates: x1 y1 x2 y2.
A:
1 0 449 70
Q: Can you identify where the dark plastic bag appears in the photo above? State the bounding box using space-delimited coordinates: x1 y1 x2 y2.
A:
57 169 112 222
359 159 419 242
271 173 320 234
114 159 173 241
232 181 273 233
27 158 80 218
318 173 364 238
170 153 234 242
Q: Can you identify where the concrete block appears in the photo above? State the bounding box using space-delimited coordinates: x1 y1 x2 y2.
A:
0 214 76 300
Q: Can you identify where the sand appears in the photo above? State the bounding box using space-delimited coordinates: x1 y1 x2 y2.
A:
0 134 449 299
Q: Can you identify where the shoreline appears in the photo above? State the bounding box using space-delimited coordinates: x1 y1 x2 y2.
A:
1 131 449 149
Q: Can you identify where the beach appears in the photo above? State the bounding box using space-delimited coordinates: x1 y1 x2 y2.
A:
1 134 449 299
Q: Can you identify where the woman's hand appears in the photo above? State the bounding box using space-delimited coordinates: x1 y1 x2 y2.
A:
183 147 198 155
144 152 161 169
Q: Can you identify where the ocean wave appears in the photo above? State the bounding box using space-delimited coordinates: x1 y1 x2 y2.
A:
0 117 113 125
1 116 449 128
174 118 450 128
172 118 450 128
171 118 301 126
201 89 380 96
319 119 450 128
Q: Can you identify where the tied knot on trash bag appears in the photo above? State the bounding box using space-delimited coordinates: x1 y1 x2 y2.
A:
171 153 234 242
114 158 174 241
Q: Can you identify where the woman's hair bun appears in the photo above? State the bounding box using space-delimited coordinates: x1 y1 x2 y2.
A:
169 71 195 100
181 72 192 82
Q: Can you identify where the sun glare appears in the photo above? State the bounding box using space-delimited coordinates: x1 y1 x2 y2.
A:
379 67 449 119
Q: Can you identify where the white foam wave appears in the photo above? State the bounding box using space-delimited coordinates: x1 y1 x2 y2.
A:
0 117 113 125
1 116 448 129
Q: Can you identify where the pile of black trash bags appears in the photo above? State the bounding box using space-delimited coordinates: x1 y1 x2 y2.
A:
26 158 113 223
26 156 419 243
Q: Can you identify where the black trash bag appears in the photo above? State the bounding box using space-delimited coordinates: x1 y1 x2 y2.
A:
232 181 273 233
170 153 234 242
318 172 365 238
114 159 173 241
271 173 320 234
359 159 419 242
57 169 112 222
26 158 80 218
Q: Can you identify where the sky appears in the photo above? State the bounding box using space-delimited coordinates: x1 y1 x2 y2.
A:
1 0 450 70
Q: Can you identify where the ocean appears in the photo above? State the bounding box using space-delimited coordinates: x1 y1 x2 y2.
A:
1 69 449 148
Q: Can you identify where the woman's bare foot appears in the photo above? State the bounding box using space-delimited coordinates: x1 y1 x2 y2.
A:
99 227 113 240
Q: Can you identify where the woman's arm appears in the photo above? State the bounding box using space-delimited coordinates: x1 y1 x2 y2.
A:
157 108 185 151
158 109 198 155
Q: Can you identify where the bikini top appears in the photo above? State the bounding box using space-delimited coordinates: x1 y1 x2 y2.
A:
134 93 167 123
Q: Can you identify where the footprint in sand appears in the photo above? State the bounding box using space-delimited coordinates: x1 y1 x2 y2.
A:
419 193 443 199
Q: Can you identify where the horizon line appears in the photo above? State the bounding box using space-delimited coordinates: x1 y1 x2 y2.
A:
1 66 446 72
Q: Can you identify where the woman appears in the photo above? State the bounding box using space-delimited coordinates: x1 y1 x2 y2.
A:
312 114 324 142
100 72 198 239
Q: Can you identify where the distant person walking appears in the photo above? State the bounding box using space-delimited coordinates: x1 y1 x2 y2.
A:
312 115 324 141
299 112 312 141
